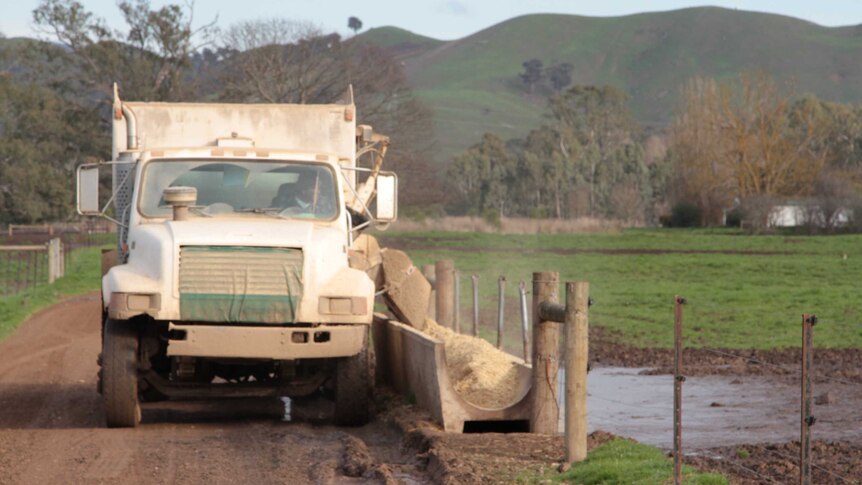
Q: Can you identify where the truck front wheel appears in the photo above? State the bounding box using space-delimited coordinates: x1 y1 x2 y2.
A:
333 329 372 426
102 318 141 428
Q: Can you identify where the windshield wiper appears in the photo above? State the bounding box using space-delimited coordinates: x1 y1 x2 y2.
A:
188 206 213 217
234 207 290 219
235 207 281 213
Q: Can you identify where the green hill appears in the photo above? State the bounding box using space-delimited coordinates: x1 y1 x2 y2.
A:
354 26 442 56
356 7 862 163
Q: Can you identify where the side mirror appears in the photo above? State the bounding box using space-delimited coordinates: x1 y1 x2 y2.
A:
375 172 397 223
77 164 101 215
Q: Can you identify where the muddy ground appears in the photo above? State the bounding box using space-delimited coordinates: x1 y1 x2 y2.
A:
1 295 860 484
0 294 428 484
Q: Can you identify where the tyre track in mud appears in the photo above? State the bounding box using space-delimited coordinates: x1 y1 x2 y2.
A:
0 294 429 485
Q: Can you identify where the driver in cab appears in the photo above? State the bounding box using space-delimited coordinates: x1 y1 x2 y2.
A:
272 171 333 218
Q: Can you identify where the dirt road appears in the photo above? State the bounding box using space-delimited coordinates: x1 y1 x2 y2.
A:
0 294 427 485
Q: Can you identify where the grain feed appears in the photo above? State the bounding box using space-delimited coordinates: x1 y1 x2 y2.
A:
424 319 521 409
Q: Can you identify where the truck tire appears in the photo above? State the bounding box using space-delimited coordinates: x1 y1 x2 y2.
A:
102 318 141 428
333 329 372 426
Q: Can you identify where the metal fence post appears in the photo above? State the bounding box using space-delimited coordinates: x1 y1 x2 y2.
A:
800 313 816 485
564 282 589 466
519 281 530 362
15 252 22 293
497 276 506 349
471 274 480 337
530 271 559 434
674 296 686 485
30 251 37 289
422 264 435 320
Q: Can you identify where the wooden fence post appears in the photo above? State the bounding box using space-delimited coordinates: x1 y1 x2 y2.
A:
435 260 455 328
530 271 559 434
454 270 461 333
564 281 589 466
471 274 480 337
497 276 506 348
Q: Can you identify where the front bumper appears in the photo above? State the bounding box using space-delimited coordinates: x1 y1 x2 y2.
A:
166 322 366 359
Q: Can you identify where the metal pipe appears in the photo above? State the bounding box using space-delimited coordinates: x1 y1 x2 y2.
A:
538 301 566 323
423 264 436 320
519 281 530 361
122 104 138 150
496 276 506 349
471 273 479 337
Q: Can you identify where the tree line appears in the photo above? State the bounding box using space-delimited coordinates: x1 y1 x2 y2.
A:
450 73 862 230
0 0 437 224
447 85 659 223
668 73 862 230
4 2 862 229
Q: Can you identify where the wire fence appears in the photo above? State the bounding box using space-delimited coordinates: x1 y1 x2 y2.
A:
430 265 860 484
0 220 115 297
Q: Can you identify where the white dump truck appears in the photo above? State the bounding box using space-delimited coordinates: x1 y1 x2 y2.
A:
77 86 396 427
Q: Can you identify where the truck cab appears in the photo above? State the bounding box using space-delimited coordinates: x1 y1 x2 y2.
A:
78 86 396 427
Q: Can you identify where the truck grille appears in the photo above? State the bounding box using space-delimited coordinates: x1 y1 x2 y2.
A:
178 246 303 323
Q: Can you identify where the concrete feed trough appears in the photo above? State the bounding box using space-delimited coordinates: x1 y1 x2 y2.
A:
373 318 533 433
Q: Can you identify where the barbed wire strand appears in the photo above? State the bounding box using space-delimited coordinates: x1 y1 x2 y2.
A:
809 319 862 329
698 348 862 386
587 392 672 411
719 457 781 484
760 447 860 485
698 348 795 373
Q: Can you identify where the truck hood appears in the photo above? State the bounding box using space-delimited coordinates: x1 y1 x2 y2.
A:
124 217 348 290
108 217 371 324
165 218 321 248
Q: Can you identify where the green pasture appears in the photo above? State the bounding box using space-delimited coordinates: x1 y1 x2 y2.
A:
378 228 862 349
0 246 106 340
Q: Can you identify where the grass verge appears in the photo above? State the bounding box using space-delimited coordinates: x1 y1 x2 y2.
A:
0 245 105 341
521 439 727 484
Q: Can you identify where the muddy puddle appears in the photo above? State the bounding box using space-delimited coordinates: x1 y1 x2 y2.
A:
559 367 862 450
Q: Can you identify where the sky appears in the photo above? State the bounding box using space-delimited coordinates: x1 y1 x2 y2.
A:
2 0 862 41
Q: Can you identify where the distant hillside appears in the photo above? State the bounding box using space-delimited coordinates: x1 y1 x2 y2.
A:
355 26 442 57
356 7 862 163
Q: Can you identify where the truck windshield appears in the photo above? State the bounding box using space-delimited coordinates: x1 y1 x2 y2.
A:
139 159 339 221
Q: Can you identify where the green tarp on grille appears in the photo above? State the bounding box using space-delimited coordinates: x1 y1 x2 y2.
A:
179 246 303 323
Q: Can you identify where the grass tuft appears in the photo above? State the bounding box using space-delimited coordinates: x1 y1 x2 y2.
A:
554 439 727 484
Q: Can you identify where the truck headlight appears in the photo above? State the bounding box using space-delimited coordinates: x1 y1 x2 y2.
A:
109 292 161 318
318 297 367 316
